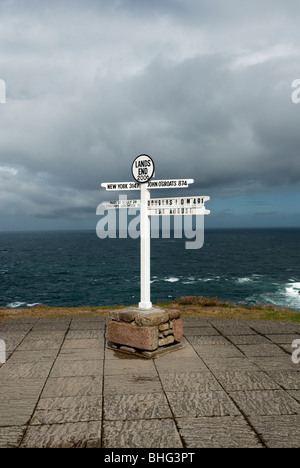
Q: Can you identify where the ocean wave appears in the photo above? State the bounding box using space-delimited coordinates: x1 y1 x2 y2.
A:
237 277 253 284
248 281 300 311
164 277 180 283
285 282 300 300
6 302 26 309
5 302 41 309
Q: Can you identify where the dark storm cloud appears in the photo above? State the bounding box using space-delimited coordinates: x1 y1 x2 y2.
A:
0 0 300 225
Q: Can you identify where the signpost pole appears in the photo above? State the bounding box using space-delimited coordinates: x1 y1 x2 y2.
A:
139 182 152 309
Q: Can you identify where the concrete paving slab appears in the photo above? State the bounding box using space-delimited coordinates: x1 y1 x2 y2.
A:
213 371 280 391
41 375 103 398
0 362 53 380
60 338 104 350
237 343 286 357
104 392 172 421
57 348 104 361
7 349 58 363
104 358 156 376
193 344 244 358
31 396 102 425
0 426 26 448
0 332 30 352
31 322 70 332
69 321 105 330
1 316 300 448
213 325 256 336
266 334 300 344
201 356 260 371
166 390 241 417
21 421 102 448
1 379 46 400
267 371 300 390
25 330 66 340
0 399 37 426
176 416 264 448
186 335 230 345
287 390 300 403
250 323 299 334
50 359 103 377
17 337 63 351
104 373 163 395
250 356 297 371
102 419 183 448
228 335 271 345
249 415 300 448
65 329 104 339
159 371 222 392
182 318 211 326
229 390 300 416
155 356 208 373
183 326 219 336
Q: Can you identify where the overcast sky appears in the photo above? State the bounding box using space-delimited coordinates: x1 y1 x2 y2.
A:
0 0 300 230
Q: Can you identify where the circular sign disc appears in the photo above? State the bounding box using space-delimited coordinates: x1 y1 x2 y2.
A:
131 154 155 184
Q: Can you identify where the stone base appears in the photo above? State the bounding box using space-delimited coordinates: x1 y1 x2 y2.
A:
107 341 185 359
107 307 184 359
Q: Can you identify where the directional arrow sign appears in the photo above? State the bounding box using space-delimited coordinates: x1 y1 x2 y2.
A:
148 206 210 216
101 182 140 191
102 195 210 213
148 196 210 208
147 196 210 216
101 179 194 191
102 195 210 211
102 199 141 209
147 179 194 189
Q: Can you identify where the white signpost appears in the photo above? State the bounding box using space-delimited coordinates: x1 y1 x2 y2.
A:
101 154 210 311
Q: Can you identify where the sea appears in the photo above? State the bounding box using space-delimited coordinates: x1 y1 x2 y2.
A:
0 228 299 311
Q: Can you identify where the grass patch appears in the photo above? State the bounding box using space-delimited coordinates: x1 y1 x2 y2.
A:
161 296 300 323
0 304 124 322
1 296 299 323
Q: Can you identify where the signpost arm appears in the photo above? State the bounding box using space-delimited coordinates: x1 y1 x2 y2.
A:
139 183 152 309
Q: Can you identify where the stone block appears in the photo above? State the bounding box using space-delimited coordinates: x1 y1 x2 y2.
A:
173 318 183 342
110 309 138 323
159 323 170 331
168 309 181 320
108 321 158 351
158 336 175 347
135 311 169 327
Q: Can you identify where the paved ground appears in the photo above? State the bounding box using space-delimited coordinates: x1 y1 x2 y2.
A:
1 316 300 448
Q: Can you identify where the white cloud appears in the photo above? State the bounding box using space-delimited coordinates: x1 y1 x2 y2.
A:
231 44 299 69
